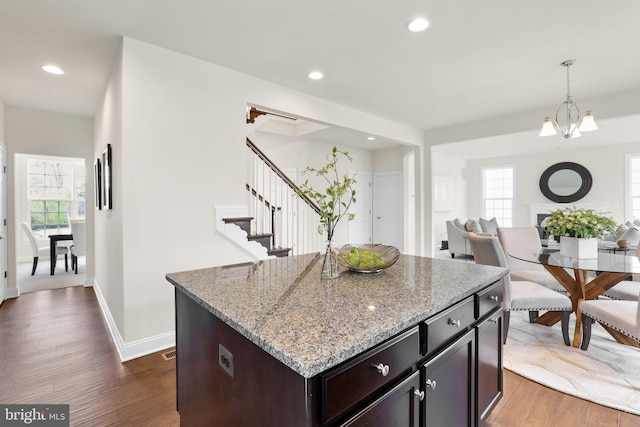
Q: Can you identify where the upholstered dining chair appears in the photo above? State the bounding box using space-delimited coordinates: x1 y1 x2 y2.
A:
467 232 572 345
580 291 639 350
497 226 566 292
69 219 86 274
21 221 68 275
601 244 640 300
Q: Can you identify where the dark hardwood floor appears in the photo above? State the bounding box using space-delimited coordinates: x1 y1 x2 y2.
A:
0 285 638 426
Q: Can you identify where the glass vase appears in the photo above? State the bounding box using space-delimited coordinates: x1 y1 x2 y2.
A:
321 241 339 279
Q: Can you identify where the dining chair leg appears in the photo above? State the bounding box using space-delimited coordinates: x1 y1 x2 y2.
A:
560 311 570 346
64 254 68 272
31 256 38 276
580 314 593 350
528 310 539 323
74 255 78 274
503 310 511 344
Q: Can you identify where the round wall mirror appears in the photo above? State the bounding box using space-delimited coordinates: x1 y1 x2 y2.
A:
539 162 592 203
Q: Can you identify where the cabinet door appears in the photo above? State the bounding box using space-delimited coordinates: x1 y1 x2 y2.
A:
341 371 421 427
422 330 475 427
476 309 503 425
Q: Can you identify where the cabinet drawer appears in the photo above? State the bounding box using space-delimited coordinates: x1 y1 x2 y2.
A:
476 280 504 320
423 296 474 356
322 327 420 424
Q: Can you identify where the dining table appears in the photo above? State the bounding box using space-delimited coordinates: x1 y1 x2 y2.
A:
49 234 73 275
509 248 640 347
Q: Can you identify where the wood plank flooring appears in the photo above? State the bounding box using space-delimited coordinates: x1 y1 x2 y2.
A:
1 286 638 426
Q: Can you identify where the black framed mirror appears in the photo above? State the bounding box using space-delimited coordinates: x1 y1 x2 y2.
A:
539 162 592 203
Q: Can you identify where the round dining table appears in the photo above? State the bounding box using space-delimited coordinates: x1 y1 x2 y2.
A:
509 248 640 347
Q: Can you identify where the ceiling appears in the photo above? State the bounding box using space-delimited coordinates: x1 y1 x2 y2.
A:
2 1 640 157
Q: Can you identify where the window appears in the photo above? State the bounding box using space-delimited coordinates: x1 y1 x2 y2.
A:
483 166 513 227
626 153 640 221
28 159 85 238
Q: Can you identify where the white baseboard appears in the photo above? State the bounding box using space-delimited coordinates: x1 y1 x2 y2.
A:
92 279 176 362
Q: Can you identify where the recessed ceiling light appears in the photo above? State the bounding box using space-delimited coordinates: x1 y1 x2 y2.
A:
308 71 323 80
367 136 375 141
407 18 430 32
41 65 64 75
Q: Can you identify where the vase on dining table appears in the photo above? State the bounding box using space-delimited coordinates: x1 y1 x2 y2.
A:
321 240 339 279
559 236 598 259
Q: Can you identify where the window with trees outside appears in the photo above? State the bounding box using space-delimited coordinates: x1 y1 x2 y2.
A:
483 166 513 227
28 159 85 238
627 153 640 221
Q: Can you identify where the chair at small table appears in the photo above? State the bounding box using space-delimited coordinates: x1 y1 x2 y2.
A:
70 220 86 274
497 226 566 292
467 232 572 345
21 221 68 275
602 244 640 301
580 291 640 350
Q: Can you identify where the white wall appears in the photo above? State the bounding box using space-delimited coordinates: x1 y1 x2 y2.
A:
94 37 427 357
467 141 640 227
431 151 468 246
0 101 5 141
5 106 94 297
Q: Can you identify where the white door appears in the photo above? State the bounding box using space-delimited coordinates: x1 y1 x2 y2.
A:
373 171 403 248
348 172 372 244
0 143 6 305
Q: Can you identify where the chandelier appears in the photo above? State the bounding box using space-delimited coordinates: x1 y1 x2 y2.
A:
539 59 598 139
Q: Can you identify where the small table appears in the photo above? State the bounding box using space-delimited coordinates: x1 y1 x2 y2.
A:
509 249 640 347
49 234 73 275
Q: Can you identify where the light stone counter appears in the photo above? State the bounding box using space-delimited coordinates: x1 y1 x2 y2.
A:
166 253 507 378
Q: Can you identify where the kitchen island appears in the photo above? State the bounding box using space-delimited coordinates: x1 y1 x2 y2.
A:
166 253 508 426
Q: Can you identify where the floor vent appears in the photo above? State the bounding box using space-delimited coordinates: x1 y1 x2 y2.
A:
161 349 176 361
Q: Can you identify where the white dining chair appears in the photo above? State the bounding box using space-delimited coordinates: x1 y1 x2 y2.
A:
497 226 566 293
70 220 86 274
467 232 572 345
21 221 68 275
580 291 640 350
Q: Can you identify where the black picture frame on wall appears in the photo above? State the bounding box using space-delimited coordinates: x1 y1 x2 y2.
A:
94 158 102 210
102 144 112 209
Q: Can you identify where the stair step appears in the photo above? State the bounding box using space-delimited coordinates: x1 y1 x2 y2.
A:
248 234 273 250
223 217 253 235
268 247 291 257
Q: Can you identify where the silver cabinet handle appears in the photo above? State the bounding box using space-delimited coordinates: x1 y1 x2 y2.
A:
414 389 425 401
488 295 499 302
425 379 437 390
448 318 461 328
373 363 390 376
488 318 499 324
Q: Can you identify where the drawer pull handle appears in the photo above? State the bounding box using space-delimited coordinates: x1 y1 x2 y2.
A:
488 295 499 302
414 389 425 401
425 379 437 390
488 317 499 324
448 318 461 328
373 363 390 376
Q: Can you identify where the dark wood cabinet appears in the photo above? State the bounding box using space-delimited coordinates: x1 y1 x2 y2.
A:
173 278 505 427
476 309 503 424
341 371 421 427
421 330 476 427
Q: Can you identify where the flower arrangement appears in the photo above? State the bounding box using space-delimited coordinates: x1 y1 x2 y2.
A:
544 206 616 239
298 146 357 242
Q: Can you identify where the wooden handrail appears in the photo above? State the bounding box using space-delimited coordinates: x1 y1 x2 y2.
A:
246 138 321 215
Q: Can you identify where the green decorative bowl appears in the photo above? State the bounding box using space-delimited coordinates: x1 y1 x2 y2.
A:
338 244 400 273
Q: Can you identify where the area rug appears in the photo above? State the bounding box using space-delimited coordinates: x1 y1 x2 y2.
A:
503 311 640 415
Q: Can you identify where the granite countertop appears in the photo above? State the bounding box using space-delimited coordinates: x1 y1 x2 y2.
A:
166 253 507 378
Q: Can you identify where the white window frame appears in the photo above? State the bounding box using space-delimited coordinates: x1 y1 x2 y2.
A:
625 153 640 222
25 156 85 238
482 165 514 228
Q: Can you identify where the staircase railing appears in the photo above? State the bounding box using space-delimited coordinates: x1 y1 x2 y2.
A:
246 138 323 256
